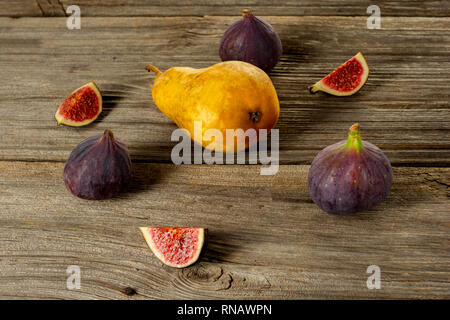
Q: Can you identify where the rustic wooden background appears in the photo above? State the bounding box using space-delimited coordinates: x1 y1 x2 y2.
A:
0 1 448 299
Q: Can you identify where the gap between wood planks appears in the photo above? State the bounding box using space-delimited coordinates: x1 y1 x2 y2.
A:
0 159 449 168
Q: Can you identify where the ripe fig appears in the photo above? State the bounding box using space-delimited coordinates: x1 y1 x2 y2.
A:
308 124 393 214
309 52 369 96
219 9 282 73
63 129 131 200
139 227 207 268
55 82 102 126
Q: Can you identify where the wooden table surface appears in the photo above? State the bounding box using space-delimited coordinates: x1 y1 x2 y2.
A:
0 1 449 299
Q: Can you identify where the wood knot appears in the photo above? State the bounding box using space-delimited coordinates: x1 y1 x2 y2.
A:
182 263 223 283
121 287 137 296
179 263 233 291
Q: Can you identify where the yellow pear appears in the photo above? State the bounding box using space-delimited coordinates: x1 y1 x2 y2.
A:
146 61 279 153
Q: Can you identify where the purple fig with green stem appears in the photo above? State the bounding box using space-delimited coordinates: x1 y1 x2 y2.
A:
308 124 393 214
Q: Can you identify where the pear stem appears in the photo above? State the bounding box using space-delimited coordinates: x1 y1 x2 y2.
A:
345 123 363 152
146 64 161 76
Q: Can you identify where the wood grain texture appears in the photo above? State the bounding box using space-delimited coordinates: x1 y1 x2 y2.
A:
2 0 449 17
0 1 43 18
0 162 448 299
0 2 449 301
0 16 449 165
35 0 66 17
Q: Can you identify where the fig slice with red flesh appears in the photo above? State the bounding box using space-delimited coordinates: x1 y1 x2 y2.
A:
309 52 369 96
55 82 102 126
139 227 207 268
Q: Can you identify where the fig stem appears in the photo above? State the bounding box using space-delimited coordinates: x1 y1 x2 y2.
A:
349 123 360 134
345 123 363 152
308 85 319 94
104 129 114 139
242 9 251 16
146 64 161 76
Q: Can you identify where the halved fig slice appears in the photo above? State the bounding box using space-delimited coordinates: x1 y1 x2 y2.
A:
55 82 102 126
139 227 207 268
309 52 369 96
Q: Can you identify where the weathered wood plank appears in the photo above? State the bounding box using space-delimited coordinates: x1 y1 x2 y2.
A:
0 162 448 299
0 1 43 17
35 0 66 17
0 16 448 165
2 0 449 17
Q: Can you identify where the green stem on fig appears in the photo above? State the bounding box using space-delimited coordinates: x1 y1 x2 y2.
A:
242 9 251 16
345 123 363 152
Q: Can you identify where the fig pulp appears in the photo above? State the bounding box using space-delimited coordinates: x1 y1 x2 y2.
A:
139 227 207 268
308 124 393 214
219 9 282 73
309 52 369 96
55 82 102 126
63 129 131 200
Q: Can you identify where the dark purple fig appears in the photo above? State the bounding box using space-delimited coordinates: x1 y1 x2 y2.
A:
308 124 393 214
63 129 131 200
219 9 282 73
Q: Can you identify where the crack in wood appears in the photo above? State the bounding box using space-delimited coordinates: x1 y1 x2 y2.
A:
56 0 67 17
35 0 45 16
423 173 450 189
